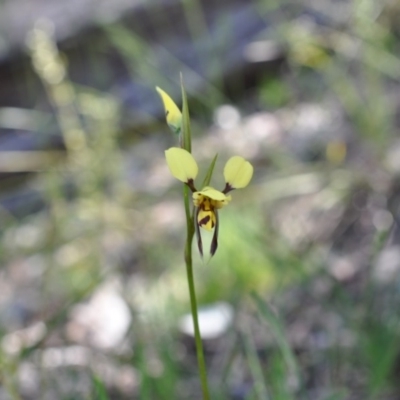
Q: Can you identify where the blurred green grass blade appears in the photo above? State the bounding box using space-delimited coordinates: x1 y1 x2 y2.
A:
242 328 270 400
322 390 348 400
180 75 191 152
251 292 301 390
92 374 110 400
104 23 225 107
364 320 400 395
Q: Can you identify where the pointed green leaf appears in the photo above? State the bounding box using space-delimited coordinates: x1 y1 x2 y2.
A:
201 153 218 188
180 74 191 153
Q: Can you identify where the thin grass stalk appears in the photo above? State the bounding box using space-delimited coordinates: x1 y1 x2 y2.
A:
241 326 270 400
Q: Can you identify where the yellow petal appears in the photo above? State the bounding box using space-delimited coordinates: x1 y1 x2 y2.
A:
197 186 227 201
192 192 204 207
156 87 182 134
223 156 253 189
165 147 198 183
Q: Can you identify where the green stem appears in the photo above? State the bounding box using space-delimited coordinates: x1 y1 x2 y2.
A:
183 185 210 400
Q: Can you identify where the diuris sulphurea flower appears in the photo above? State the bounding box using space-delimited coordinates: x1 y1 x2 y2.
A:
165 147 253 257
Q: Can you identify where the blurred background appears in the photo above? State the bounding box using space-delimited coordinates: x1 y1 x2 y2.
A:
1 0 400 399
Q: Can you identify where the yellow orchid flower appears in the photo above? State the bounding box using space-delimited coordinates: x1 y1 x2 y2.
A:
156 87 182 135
165 147 253 257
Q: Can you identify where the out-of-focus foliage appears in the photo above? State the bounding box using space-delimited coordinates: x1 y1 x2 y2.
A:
1 0 400 399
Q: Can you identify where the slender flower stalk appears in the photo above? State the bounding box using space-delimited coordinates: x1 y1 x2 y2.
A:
157 81 210 399
157 80 253 399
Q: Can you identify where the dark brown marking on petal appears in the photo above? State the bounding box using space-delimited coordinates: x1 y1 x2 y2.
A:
195 209 203 257
210 210 219 256
199 215 210 227
165 110 169 117
222 183 234 194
